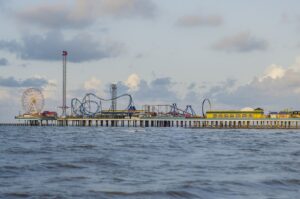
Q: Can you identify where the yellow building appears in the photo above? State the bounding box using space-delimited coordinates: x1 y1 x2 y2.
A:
206 108 264 119
291 111 300 118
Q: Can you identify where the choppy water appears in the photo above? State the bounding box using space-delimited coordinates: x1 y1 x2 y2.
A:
0 127 300 199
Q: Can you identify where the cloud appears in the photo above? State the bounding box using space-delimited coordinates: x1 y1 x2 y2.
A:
125 73 140 91
42 79 58 100
204 57 300 110
17 2 93 29
0 89 10 100
0 31 123 62
99 75 180 105
260 64 285 80
0 88 20 122
84 77 101 90
16 0 157 29
213 32 268 52
0 76 49 88
176 15 223 27
129 77 179 104
99 0 156 18
187 82 196 90
70 76 104 100
0 58 8 66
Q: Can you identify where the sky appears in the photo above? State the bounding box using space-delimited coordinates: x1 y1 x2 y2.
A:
1 0 300 122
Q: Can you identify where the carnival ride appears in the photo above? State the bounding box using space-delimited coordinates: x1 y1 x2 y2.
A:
202 98 211 117
142 103 198 118
21 88 45 114
169 98 212 118
71 93 211 118
169 103 197 117
71 93 135 117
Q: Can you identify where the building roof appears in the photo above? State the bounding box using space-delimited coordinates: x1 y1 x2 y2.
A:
279 112 289 114
207 110 264 114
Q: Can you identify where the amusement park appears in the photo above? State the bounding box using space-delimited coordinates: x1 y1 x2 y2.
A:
12 51 300 128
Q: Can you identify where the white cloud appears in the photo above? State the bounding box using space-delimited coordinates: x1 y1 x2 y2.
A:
260 64 286 81
125 73 140 91
84 76 101 90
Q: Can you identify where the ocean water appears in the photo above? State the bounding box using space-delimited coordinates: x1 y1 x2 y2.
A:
0 127 300 199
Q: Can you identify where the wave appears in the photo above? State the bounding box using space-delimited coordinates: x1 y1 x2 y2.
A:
262 179 300 186
89 190 200 198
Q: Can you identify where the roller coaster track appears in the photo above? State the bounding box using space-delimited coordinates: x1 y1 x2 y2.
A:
71 93 134 117
202 98 211 117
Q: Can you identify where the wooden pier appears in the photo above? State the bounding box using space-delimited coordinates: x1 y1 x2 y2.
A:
3 117 300 129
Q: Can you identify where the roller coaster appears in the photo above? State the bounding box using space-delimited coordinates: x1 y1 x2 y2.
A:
169 103 197 117
169 99 211 118
71 92 211 119
71 93 135 117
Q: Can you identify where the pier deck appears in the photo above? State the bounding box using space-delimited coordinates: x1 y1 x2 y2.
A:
4 117 300 129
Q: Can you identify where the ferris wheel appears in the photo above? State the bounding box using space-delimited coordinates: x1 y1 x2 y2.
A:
22 88 45 114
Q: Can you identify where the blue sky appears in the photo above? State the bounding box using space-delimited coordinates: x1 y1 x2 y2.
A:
1 0 300 121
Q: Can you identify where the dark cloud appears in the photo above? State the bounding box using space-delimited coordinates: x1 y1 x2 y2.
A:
0 31 123 62
102 77 179 105
131 78 204 113
16 0 157 29
0 40 20 52
213 32 268 52
133 78 179 104
0 58 8 66
176 15 223 27
204 78 237 100
0 76 49 88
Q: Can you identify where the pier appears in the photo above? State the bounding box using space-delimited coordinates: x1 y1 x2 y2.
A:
4 117 300 129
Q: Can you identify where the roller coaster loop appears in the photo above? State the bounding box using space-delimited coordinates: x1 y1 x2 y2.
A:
202 98 211 117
